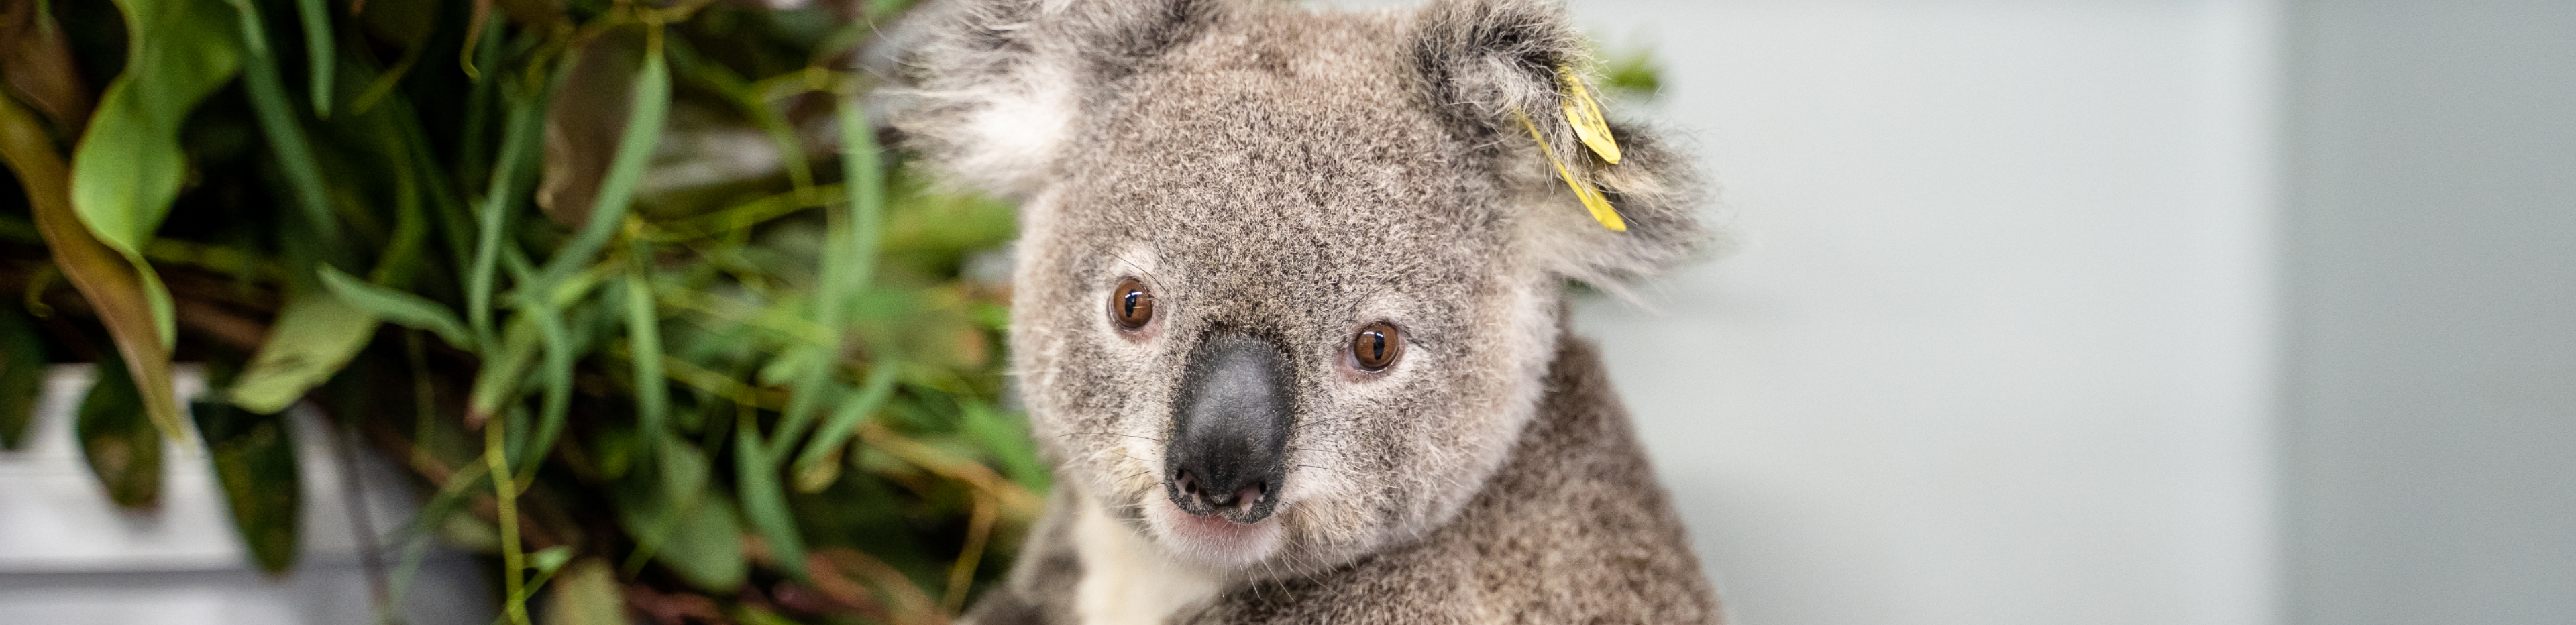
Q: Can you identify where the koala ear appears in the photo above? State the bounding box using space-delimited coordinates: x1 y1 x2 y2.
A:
891 0 1218 196
1411 0 1713 290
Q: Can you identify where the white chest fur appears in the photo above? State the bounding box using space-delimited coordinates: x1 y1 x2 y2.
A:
1072 500 1224 625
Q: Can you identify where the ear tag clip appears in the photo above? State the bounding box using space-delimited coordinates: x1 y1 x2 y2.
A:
1513 109 1627 231
1556 65 1622 164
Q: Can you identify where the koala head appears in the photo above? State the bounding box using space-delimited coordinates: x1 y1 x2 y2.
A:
893 0 1708 577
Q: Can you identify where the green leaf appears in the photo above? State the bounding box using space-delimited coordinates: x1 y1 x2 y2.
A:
229 288 380 414
1 48 183 443
833 93 888 299
77 351 160 508
468 313 541 423
71 0 244 345
663 491 746 592
617 436 746 592
792 359 899 492
733 412 806 580
621 253 669 465
533 30 668 290
317 267 469 349
545 558 632 625
529 545 576 576
617 435 745 591
289 0 332 117
0 304 46 449
513 286 576 477
192 399 301 574
470 76 553 344
960 398 1049 493
223 0 335 242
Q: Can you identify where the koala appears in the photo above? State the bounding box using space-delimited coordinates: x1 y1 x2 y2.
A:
889 0 1721 622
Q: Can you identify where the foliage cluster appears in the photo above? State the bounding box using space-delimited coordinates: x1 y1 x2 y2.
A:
0 0 1044 623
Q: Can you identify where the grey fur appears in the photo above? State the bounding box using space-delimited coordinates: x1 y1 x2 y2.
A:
891 0 1720 622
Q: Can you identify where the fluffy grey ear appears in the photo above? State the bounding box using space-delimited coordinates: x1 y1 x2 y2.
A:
1411 0 1712 288
890 0 1218 196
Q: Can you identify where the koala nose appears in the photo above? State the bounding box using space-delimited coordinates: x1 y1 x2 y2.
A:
1165 332 1293 524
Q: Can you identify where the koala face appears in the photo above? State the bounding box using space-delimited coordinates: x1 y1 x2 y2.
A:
895 0 1707 577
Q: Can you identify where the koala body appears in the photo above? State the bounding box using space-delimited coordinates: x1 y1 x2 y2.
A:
891 0 1721 622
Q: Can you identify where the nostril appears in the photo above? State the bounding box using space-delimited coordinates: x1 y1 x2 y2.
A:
1175 469 1201 497
1234 484 1264 510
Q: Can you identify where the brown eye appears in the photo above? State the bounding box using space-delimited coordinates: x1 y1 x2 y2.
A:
1350 322 1402 372
1110 278 1155 329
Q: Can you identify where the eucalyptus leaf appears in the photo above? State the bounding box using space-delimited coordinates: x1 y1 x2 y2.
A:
734 413 806 580
0 305 46 449
319 266 470 349
77 351 159 508
192 399 300 573
792 359 900 492
71 0 245 346
224 0 336 241
621 258 669 466
545 558 633 625
289 0 332 117
0 73 184 443
231 288 380 415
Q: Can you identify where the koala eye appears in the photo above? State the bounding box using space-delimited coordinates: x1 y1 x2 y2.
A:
1110 278 1155 330
1350 322 1403 372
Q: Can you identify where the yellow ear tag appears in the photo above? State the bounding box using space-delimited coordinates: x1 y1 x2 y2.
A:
1513 109 1627 231
1556 64 1622 165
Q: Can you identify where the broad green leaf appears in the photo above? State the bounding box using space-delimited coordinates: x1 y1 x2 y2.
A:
230 288 380 414
0 92 182 441
617 436 744 592
0 304 46 449
733 413 806 579
545 558 632 625
617 435 736 590
191 400 300 573
663 492 746 592
71 0 244 345
76 352 159 508
318 266 469 349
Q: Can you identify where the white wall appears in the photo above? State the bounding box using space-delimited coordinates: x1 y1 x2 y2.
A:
2278 2 2576 623
0 367 490 625
1558 2 2282 624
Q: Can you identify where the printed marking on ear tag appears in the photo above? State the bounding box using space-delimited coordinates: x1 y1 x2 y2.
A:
1556 65 1622 165
1513 109 1627 232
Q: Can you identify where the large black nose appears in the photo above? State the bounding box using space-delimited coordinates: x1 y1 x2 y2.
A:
1165 332 1293 523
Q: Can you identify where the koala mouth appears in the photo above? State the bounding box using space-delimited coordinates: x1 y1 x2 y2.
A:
1163 332 1293 525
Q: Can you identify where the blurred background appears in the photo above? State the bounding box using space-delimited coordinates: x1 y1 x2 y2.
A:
1532 1 2573 625
4 0 2571 624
